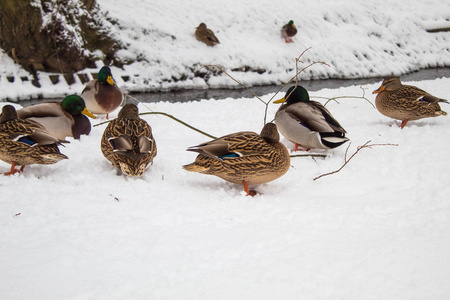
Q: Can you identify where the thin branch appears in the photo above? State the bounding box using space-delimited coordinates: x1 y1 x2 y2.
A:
290 153 327 158
312 95 375 108
202 65 266 105
203 48 330 125
139 111 217 139
313 140 398 181
93 111 218 139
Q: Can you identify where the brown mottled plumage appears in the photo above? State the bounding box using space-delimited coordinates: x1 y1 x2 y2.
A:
0 105 68 175
373 77 448 128
101 104 157 177
183 123 290 196
281 20 297 43
195 23 220 46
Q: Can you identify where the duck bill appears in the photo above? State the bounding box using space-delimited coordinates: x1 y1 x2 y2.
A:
273 97 287 104
82 108 96 119
107 76 116 85
372 86 385 94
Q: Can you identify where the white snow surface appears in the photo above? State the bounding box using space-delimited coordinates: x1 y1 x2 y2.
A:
1 77 450 299
1 0 450 299
1 0 450 101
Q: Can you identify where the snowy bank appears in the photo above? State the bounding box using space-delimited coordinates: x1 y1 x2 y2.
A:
1 0 450 101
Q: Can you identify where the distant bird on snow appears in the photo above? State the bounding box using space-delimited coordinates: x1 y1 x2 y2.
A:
195 23 220 46
281 20 297 43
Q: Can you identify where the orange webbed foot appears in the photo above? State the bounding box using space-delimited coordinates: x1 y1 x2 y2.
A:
243 181 257 197
4 162 23 176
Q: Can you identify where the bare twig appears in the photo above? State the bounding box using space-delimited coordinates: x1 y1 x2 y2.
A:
204 48 330 125
313 140 398 181
290 153 327 158
202 65 265 104
310 83 375 108
94 111 217 139
139 111 218 139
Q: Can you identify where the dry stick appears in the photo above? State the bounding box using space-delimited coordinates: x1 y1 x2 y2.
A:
313 140 398 181
290 153 327 158
93 111 218 140
203 51 330 124
313 95 375 108
139 112 218 139
311 82 375 108
93 94 219 139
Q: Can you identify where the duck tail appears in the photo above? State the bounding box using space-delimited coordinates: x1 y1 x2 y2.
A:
41 153 68 163
319 132 350 149
182 163 209 173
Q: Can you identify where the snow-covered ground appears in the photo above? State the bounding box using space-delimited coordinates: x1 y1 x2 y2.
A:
1 77 450 299
1 0 450 299
1 0 450 101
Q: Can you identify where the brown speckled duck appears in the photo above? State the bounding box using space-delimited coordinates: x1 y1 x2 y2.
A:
373 77 448 128
81 66 124 119
195 23 220 46
17 95 96 140
101 104 157 177
0 105 68 175
183 123 290 196
274 85 349 151
281 20 297 43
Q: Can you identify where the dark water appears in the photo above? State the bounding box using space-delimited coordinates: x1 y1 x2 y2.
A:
127 68 450 104
18 68 450 107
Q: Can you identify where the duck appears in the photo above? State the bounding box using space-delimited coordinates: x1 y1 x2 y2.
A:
183 123 290 196
17 94 96 140
195 23 220 46
281 20 297 43
101 104 157 177
81 66 124 119
274 85 349 151
0 105 68 175
373 77 448 129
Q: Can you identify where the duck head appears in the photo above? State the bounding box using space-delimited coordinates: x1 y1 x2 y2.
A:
98 66 116 86
61 95 96 118
274 85 310 105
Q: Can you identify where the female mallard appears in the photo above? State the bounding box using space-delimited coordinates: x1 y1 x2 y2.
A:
101 104 157 177
195 23 220 46
81 66 124 119
0 105 68 175
183 123 290 196
281 20 297 43
17 94 96 140
274 85 349 151
373 77 448 129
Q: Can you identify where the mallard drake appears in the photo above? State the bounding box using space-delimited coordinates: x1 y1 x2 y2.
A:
17 94 96 140
274 85 349 151
195 23 220 46
183 123 290 196
101 104 157 177
81 66 124 119
373 77 448 128
281 20 297 43
0 105 68 175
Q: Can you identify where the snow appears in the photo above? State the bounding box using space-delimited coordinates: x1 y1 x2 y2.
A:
1 1 450 299
1 77 450 299
1 0 450 101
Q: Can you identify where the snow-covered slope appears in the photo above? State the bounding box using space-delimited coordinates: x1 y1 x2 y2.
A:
1 0 449 101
